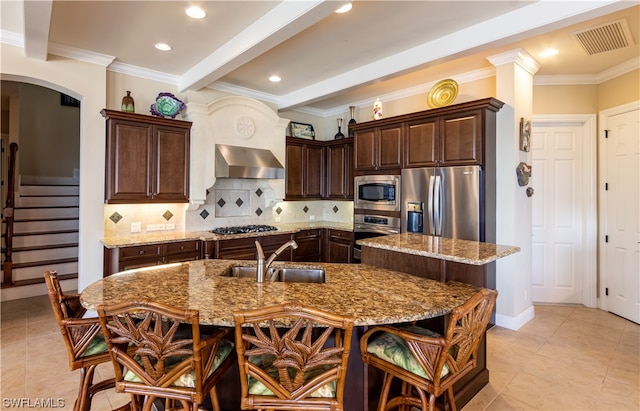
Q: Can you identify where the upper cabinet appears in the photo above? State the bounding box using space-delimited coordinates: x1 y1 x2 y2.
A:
353 125 402 171
102 109 191 204
285 137 353 201
351 97 504 170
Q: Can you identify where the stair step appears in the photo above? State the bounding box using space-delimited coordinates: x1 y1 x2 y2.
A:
20 175 79 185
20 185 79 196
1 272 77 289
14 219 79 233
11 232 79 248
17 196 79 207
9 260 78 282
12 242 79 252
14 207 79 219
11 246 79 264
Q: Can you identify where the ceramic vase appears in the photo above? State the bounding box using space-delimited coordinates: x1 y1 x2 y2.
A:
121 91 135 113
334 118 345 139
348 106 357 138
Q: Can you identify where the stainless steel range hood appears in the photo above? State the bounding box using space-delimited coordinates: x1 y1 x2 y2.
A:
215 144 284 179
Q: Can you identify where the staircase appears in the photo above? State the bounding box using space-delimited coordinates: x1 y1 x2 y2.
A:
1 175 79 300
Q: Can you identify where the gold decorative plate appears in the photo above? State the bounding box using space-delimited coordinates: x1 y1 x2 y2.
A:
427 79 458 108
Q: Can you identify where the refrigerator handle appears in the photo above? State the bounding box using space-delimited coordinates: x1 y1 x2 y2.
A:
434 175 442 236
427 175 436 235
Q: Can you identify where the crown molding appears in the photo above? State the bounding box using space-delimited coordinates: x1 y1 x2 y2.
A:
48 42 115 67
107 61 180 85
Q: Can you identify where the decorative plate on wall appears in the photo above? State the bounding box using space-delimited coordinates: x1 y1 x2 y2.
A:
150 92 186 118
427 79 458 108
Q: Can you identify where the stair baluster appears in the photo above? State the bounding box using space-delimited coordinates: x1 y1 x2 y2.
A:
3 142 18 285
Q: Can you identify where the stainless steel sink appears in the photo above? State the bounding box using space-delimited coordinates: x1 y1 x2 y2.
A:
221 265 325 283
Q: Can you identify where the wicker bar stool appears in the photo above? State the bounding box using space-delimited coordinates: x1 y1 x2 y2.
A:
96 300 236 411
360 288 497 411
233 304 354 411
44 270 130 411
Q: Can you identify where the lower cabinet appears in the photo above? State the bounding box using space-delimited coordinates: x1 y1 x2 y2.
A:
293 229 323 262
325 229 354 263
104 240 201 276
210 234 295 261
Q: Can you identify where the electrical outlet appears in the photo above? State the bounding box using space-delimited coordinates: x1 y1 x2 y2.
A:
131 222 141 233
147 224 162 231
166 223 175 230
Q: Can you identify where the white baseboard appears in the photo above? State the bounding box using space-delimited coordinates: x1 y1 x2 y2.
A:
495 305 535 330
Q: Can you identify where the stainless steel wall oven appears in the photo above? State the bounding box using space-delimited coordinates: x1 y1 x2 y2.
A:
353 214 400 262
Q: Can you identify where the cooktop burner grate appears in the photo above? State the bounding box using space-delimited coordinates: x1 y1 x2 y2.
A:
210 224 278 235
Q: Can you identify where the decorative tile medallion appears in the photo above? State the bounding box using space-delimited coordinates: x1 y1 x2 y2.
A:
333 205 339 213
215 189 250 217
303 206 309 213
255 188 263 197
109 212 122 224
217 198 226 208
275 206 283 215
255 208 263 216
235 198 244 207
163 210 173 221
200 209 210 219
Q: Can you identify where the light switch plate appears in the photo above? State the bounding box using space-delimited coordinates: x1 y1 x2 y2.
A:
131 222 141 233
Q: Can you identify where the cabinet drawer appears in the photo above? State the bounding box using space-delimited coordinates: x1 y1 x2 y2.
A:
120 244 162 260
295 229 322 239
329 229 354 242
165 240 200 256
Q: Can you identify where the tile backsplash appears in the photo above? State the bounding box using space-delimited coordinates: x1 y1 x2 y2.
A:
104 179 354 235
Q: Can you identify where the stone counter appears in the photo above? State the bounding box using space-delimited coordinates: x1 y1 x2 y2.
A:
81 259 479 327
102 221 354 248
357 233 520 265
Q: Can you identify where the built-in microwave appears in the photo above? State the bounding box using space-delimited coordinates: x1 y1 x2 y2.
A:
354 174 401 212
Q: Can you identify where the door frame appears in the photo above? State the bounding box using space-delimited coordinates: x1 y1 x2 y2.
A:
532 114 597 308
597 100 640 313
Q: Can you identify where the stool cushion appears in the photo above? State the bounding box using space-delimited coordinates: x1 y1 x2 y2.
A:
246 354 336 398
123 339 234 388
80 333 108 357
366 325 450 380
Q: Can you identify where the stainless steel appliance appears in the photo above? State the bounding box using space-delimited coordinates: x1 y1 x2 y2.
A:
401 165 483 241
353 214 401 262
354 174 401 212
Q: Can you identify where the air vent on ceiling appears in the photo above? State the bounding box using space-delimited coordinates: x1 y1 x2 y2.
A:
571 19 635 56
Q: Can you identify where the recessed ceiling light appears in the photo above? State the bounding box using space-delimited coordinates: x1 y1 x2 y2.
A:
269 75 281 83
186 6 206 19
155 43 172 51
539 48 559 58
335 3 352 13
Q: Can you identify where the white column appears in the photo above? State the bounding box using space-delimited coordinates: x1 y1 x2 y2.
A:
487 49 539 329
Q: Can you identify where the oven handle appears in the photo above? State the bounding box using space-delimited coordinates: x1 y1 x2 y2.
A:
354 225 400 235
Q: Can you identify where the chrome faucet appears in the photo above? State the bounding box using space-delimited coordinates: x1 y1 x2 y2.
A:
255 240 298 283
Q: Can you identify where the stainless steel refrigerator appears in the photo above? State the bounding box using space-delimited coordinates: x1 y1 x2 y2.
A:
401 165 483 241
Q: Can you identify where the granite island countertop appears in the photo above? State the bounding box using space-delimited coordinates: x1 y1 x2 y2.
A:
357 233 520 265
102 221 354 248
80 259 480 327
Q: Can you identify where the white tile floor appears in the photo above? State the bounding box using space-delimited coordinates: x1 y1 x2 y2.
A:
1 296 638 410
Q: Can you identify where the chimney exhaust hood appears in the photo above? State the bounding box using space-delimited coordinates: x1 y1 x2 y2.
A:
215 144 284 179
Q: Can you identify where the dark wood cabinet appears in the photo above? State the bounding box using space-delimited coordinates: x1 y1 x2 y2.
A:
104 240 201 276
285 138 324 200
325 140 353 199
325 229 354 263
215 237 257 260
102 109 191 204
354 125 402 171
292 229 322 262
351 98 503 170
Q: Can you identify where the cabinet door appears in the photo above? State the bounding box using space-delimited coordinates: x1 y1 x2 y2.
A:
285 142 304 199
260 234 295 261
441 110 482 165
378 126 403 169
305 145 324 198
354 130 377 171
153 125 190 202
117 244 162 271
217 237 257 260
164 240 201 263
404 119 438 168
325 141 353 199
326 229 354 263
293 229 322 262
105 119 153 202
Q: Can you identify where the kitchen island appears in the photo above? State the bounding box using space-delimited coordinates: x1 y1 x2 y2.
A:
81 259 481 410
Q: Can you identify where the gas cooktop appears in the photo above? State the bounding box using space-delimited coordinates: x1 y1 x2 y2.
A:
210 225 279 235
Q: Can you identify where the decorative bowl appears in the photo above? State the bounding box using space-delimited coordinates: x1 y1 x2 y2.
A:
427 79 458 108
150 92 186 118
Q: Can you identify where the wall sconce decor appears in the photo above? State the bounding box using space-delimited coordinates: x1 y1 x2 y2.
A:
519 117 531 152
516 161 532 186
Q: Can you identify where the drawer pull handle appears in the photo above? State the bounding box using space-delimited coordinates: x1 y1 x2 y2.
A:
139 250 144 255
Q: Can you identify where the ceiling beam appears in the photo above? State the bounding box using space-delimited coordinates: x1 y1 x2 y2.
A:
23 0 52 60
276 0 627 110
179 0 338 92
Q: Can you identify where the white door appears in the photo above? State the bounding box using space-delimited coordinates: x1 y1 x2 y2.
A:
531 116 596 305
601 106 640 324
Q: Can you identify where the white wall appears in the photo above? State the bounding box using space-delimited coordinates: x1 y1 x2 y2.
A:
1 44 107 291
